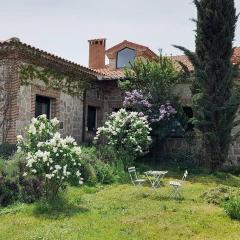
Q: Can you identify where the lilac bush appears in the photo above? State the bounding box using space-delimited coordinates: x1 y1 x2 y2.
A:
17 115 83 201
94 109 152 163
123 90 177 124
123 90 152 109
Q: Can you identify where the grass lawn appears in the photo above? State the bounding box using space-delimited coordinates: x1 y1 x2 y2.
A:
0 173 240 240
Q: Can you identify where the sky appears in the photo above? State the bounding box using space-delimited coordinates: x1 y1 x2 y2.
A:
1 0 240 67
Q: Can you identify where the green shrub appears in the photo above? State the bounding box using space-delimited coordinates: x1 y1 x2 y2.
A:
77 147 98 185
95 160 116 184
0 176 19 207
222 197 240 220
0 143 16 159
17 115 83 201
79 146 127 185
96 146 119 163
80 163 97 186
20 177 44 203
94 109 151 164
0 153 45 206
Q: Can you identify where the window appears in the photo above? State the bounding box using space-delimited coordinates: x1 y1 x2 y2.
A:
87 106 97 131
116 48 136 68
35 95 51 119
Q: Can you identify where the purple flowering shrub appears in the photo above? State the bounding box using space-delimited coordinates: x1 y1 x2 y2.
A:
123 90 177 124
123 90 152 110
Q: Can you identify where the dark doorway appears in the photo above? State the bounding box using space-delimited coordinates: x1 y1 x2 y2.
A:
183 106 194 131
35 95 51 119
87 106 97 131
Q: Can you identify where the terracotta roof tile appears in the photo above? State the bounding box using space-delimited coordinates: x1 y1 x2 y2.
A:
232 47 240 64
0 37 98 77
94 67 125 80
171 47 240 72
96 47 240 80
171 55 194 71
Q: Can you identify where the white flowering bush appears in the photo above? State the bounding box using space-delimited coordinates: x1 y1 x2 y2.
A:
94 109 152 163
17 115 83 201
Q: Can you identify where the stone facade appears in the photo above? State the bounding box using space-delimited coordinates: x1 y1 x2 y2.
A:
15 83 83 143
59 93 83 143
16 85 32 137
2 37 240 167
0 38 95 144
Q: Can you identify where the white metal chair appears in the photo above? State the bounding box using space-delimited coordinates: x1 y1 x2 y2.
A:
128 167 146 186
169 170 188 199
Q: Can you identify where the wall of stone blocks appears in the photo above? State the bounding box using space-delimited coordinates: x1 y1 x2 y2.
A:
16 84 84 143
102 81 123 117
15 85 32 137
0 58 84 144
59 93 83 143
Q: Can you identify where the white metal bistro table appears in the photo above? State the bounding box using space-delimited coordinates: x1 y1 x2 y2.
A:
144 170 168 188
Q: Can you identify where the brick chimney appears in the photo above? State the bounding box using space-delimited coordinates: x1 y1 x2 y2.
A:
88 38 106 69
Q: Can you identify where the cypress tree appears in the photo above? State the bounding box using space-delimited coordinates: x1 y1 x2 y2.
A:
175 0 239 170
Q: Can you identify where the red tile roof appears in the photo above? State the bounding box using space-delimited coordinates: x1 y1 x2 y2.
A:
232 47 240 64
96 47 240 80
171 47 240 72
94 66 125 80
0 37 98 78
171 55 194 71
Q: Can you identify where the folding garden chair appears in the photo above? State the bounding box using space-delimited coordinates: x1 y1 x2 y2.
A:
128 167 146 186
169 170 188 199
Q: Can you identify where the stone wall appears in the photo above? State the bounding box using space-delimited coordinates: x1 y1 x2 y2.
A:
102 80 123 116
0 59 84 144
15 84 83 143
16 85 32 137
59 93 83 143
164 137 240 168
228 142 240 166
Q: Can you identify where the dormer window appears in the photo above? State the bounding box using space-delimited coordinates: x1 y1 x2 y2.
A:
116 48 136 69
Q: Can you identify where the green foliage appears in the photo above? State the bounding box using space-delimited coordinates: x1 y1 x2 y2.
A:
222 197 240 220
19 64 91 96
19 177 44 204
0 153 45 206
95 109 151 165
175 0 239 170
79 146 127 185
119 54 188 159
119 55 181 103
94 160 116 184
2 177 240 239
0 178 19 207
17 115 83 201
0 143 16 159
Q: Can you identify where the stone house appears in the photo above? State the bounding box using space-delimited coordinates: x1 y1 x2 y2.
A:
0 37 97 144
0 37 161 144
1 37 240 165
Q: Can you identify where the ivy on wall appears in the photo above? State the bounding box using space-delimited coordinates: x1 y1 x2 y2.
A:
19 64 93 96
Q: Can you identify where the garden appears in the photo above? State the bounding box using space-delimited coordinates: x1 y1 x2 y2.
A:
1 0 240 239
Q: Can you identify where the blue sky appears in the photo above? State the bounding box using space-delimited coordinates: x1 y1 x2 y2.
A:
1 0 240 66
